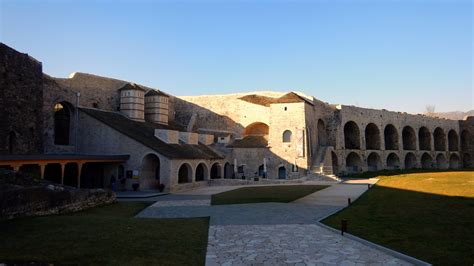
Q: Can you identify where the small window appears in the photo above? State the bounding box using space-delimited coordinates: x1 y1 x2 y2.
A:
238 166 244 173
92 103 99 108
282 130 292 143
284 107 287 111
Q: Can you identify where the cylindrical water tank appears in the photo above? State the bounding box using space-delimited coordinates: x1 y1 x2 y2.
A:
119 83 145 121
145 90 169 125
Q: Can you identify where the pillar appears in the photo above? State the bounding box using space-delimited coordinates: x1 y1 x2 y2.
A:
39 164 46 179
60 163 66 185
77 162 83 188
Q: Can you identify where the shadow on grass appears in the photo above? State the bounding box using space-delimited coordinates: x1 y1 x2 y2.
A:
343 167 474 179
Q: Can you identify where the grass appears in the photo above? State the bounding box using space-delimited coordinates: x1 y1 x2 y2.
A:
0 202 209 265
211 185 328 205
322 171 474 266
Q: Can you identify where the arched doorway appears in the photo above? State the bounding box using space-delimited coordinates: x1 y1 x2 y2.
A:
178 163 192 184
384 124 399 150
448 130 459 151
44 163 62 184
418 127 431 151
244 122 269 136
404 153 417 169
434 128 446 151
346 152 362 174
210 163 222 179
224 163 234 179
463 153 472 167
19 164 41 179
195 163 208 182
436 154 448 169
365 123 381 150
449 154 461 169
387 153 400 170
331 152 338 174
367 152 382 171
141 154 161 189
64 162 79 187
402 126 416 150
278 166 286 179
344 121 361 149
317 119 328 146
421 153 433 169
54 102 73 145
258 165 264 177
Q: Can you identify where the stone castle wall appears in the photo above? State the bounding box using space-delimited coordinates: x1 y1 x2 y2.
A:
0 43 44 155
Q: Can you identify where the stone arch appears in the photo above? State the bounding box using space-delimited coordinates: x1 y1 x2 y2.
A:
402 126 416 150
404 152 417 169
344 121 361 149
224 162 234 179
44 163 62 184
461 130 470 151
19 164 41 179
258 165 264 176
317 119 328 146
367 152 382 171
8 131 16 154
384 124 399 150
387 153 401 170
141 153 161 189
278 166 286 179
282 130 292 143
244 122 269 136
178 163 192 184
418 127 431 151
346 152 362 173
421 153 433 169
331 151 338 174
365 123 381 150
64 162 79 187
54 101 74 145
210 162 222 179
449 154 461 169
463 153 472 167
435 154 448 169
434 127 446 151
195 163 209 182
448 130 459 151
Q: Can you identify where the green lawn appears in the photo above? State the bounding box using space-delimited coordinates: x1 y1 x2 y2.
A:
0 202 209 265
211 185 328 205
322 171 474 266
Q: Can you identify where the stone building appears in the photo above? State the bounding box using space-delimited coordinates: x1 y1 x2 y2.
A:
1 43 472 192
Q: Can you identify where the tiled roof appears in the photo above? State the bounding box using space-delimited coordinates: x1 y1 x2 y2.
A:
118 83 147 91
227 135 268 148
239 92 313 107
145 89 168 97
80 108 224 160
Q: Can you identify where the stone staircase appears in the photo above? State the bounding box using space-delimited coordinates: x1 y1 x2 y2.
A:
309 146 342 182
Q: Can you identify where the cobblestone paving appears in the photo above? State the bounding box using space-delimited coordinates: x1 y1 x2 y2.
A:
206 224 412 266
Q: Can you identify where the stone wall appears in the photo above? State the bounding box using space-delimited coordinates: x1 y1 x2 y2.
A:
460 116 474 167
0 43 44 155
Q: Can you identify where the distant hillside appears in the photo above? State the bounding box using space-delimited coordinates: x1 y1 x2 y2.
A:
430 110 474 120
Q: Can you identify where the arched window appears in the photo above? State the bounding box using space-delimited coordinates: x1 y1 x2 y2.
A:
282 130 292 143
54 102 71 145
344 121 361 149
365 123 381 150
402 126 417 150
384 124 399 150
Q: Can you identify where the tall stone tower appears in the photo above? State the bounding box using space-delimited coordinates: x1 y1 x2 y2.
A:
145 90 169 125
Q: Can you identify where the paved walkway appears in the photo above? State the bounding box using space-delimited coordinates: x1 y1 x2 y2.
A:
136 179 413 265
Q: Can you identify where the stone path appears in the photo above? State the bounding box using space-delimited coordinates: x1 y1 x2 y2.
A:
136 179 415 265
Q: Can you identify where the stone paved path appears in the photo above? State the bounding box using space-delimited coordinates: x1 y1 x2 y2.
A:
136 179 414 265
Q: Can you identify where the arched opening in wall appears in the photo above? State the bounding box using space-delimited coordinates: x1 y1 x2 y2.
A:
463 153 472 167
435 154 448 169
317 119 328 146
80 163 104 189
402 126 417 150
434 127 446 151
331 152 338 174
387 153 401 170
344 121 360 149
258 165 264 177
8 131 16 154
421 153 433 169
278 166 286 179
367 152 382 171
244 122 269 136
141 154 161 189
404 153 417 169
418 127 431 151
44 163 62 184
448 130 459 151
178 163 192 184
365 123 381 150
195 163 208 182
54 102 73 145
224 163 234 179
64 163 78 187
461 130 470 151
384 124 399 150
210 163 222 179
19 164 41 179
449 154 461 169
282 130 292 143
346 152 362 174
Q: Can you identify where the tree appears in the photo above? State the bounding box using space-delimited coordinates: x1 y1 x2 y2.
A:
425 105 436 117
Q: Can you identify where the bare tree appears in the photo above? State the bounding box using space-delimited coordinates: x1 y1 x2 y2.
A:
425 105 436 116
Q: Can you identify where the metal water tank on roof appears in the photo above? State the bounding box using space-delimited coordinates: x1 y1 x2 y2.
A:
145 89 169 125
119 83 146 121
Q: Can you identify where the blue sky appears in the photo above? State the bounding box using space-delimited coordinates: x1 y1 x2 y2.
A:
1 0 472 113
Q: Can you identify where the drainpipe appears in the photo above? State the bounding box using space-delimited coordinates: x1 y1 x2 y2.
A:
75 92 81 153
